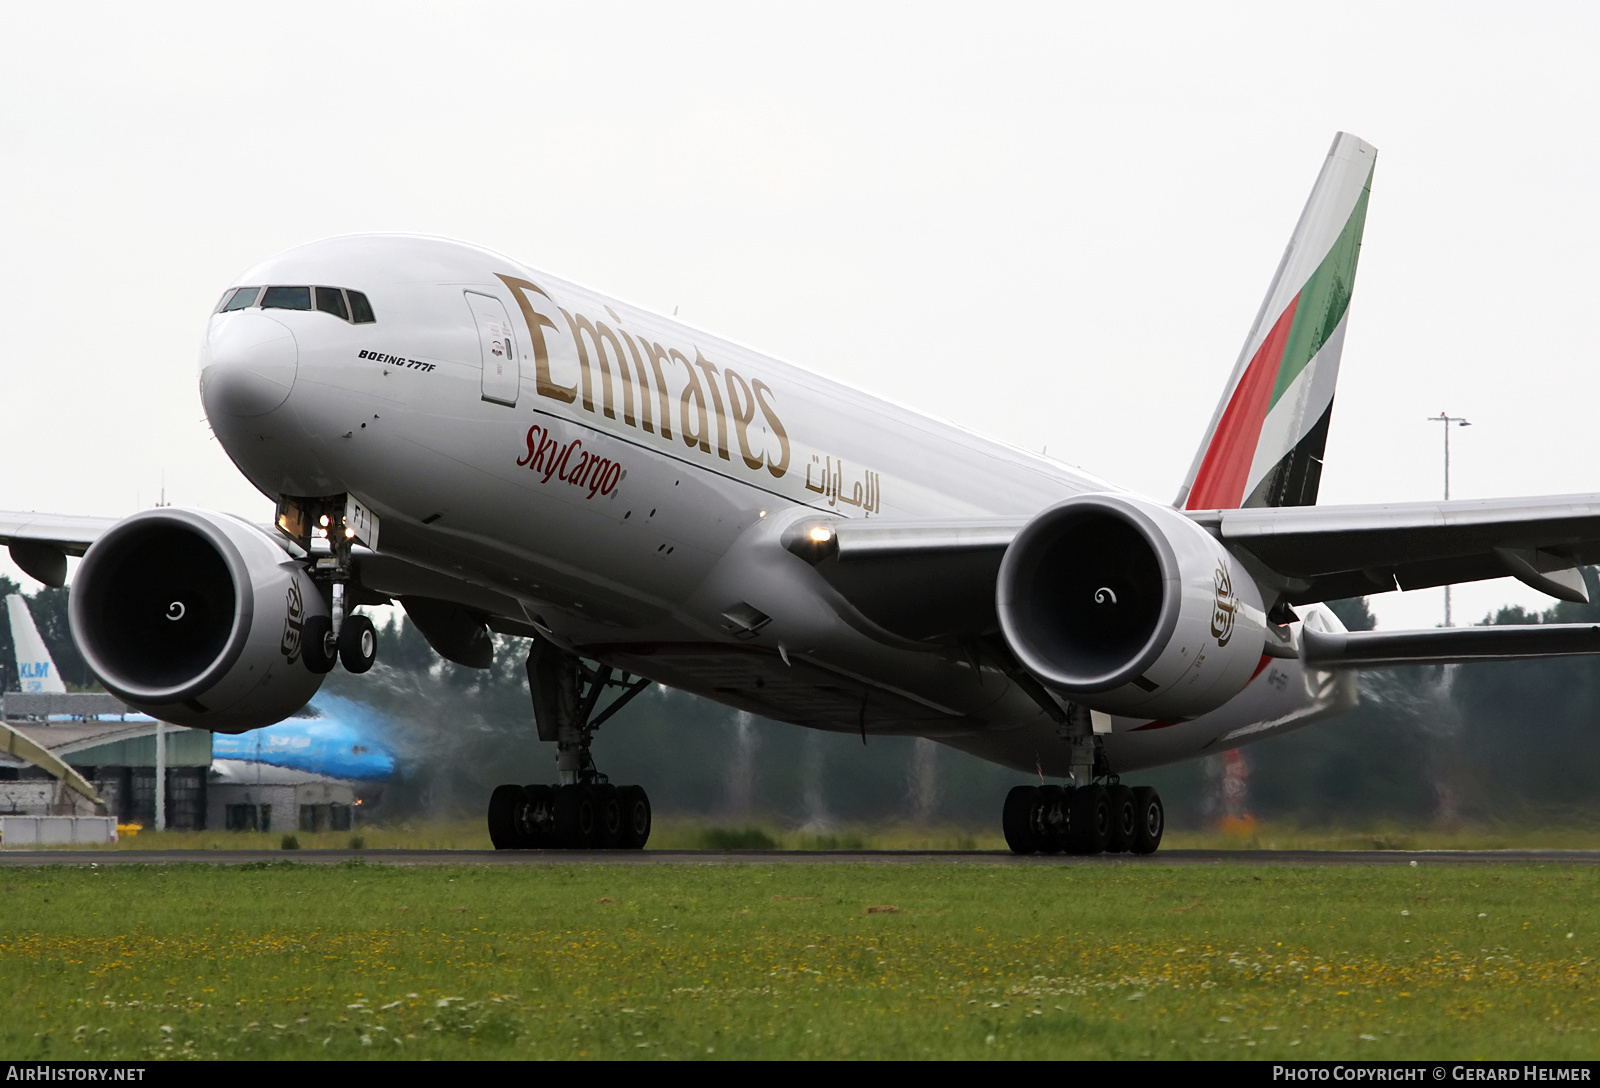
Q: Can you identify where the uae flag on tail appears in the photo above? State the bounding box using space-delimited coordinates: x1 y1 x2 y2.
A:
1178 132 1376 512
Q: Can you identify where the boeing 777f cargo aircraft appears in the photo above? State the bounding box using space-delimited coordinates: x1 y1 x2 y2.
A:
7 132 1600 853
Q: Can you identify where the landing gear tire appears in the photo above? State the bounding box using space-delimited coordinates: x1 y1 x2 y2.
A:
595 784 624 849
1067 784 1112 855
555 785 599 849
487 783 522 849
487 783 652 849
519 784 554 848
1130 786 1164 855
1002 785 1042 855
618 785 651 850
302 616 337 675
1106 784 1137 854
1035 785 1068 854
339 614 377 674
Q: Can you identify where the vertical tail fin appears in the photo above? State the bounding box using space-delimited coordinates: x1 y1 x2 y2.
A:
1176 132 1376 511
7 595 66 694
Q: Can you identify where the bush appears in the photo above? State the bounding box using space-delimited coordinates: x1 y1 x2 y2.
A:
280 834 301 851
698 826 778 850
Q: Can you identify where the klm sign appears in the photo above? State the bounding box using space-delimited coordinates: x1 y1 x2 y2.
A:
20 661 53 691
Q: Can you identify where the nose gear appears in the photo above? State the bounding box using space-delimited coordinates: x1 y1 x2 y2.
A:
486 640 654 850
274 493 384 677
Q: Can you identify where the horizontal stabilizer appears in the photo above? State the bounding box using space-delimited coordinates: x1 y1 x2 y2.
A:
1302 624 1600 669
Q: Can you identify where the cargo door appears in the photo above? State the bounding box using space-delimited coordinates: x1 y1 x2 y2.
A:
465 291 520 406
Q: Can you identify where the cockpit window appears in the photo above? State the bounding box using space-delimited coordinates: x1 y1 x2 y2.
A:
262 286 313 311
219 286 261 312
348 290 376 324
314 286 349 320
217 285 375 323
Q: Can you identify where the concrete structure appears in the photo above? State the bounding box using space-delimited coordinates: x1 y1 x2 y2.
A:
0 815 117 846
0 716 212 827
207 760 355 833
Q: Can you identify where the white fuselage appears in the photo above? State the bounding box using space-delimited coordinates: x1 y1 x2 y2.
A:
200 234 1353 776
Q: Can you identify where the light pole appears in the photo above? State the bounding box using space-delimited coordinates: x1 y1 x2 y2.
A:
1428 412 1471 626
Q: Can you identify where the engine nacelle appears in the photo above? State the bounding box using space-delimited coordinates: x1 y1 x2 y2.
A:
996 493 1267 718
68 508 329 732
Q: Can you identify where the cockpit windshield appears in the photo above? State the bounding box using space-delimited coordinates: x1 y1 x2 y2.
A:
314 286 348 320
217 285 376 324
261 286 312 310
219 287 261 311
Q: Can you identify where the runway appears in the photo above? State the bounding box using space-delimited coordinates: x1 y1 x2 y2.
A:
1 848 1598 866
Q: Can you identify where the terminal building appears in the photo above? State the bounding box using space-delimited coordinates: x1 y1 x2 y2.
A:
0 692 368 832
1 594 390 834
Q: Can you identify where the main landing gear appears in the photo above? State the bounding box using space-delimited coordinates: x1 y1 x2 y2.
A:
1002 781 1164 856
487 640 655 850
488 782 651 850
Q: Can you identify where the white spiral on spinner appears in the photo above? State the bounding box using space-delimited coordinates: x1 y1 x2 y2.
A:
1094 587 1117 605
166 601 186 621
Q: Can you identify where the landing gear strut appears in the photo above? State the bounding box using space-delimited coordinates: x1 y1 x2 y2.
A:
487 640 654 850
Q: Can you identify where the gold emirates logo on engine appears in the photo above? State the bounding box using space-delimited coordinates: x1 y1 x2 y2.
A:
1211 561 1238 647
281 580 306 664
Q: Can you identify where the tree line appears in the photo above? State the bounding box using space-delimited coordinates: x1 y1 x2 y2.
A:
4 576 1596 828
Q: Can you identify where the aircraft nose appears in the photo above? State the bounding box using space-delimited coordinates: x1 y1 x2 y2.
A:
200 312 298 417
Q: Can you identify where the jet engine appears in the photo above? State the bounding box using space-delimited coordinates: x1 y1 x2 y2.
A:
996 493 1267 719
68 508 329 732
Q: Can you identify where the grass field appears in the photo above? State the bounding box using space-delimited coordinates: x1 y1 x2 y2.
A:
1 861 1596 1060
83 816 1600 853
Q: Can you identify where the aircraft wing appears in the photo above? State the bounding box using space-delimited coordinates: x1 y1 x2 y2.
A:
1194 493 1600 605
0 512 123 586
0 512 119 554
788 493 1600 644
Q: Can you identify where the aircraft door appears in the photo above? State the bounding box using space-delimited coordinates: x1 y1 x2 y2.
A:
465 291 520 406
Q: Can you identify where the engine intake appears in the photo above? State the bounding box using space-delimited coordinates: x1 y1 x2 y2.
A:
997 494 1266 718
69 508 328 732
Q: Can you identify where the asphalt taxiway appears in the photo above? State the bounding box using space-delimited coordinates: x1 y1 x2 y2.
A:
0 848 1597 866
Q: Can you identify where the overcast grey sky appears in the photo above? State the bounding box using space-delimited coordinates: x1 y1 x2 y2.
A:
4 1 1597 630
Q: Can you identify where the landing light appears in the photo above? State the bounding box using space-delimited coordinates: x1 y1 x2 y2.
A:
344 527 357 539
318 515 330 527
809 526 834 543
